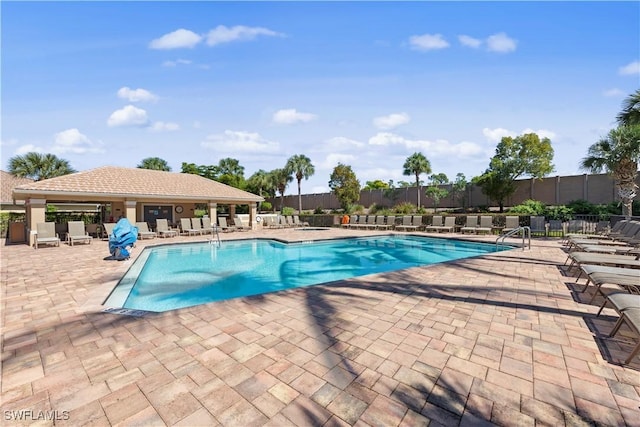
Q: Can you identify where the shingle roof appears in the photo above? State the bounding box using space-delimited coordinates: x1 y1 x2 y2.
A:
12 166 263 203
1 170 34 204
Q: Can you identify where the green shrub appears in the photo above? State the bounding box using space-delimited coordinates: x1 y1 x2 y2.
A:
352 204 365 214
261 201 272 212
313 206 324 214
508 199 546 216
544 205 573 221
393 202 415 214
281 206 295 216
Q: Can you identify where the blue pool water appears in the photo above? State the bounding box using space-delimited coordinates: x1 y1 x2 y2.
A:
104 235 509 312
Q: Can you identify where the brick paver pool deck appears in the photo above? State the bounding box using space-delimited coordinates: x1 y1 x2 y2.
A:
1 227 639 426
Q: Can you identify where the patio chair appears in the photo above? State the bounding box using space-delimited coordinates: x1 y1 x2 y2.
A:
35 222 60 249
293 215 309 227
375 215 394 230
395 215 418 232
565 252 640 272
412 215 425 231
233 216 250 231
201 217 216 234
190 218 204 235
580 269 640 303
607 307 640 364
424 215 443 233
218 217 236 232
180 218 199 236
102 222 117 240
547 220 565 237
502 216 520 234
475 216 493 235
66 221 93 246
460 216 478 234
156 219 177 238
529 216 546 237
364 215 377 230
135 222 157 239
597 288 640 316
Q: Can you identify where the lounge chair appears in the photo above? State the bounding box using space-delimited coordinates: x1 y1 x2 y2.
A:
218 217 236 232
180 218 199 236
264 216 281 229
425 215 443 233
608 308 640 364
439 216 456 233
156 218 177 238
67 221 93 246
364 215 377 230
460 216 478 234
395 215 419 232
597 290 640 316
190 218 204 235
293 215 309 227
547 220 565 237
35 222 60 249
565 251 640 271
580 269 640 303
475 216 493 235
342 215 356 229
530 216 546 237
233 216 250 231
577 264 640 289
502 216 520 234
201 217 216 234
102 222 116 240
375 215 394 230
135 222 157 239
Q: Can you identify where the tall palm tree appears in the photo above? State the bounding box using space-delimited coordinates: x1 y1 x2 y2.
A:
580 125 640 217
271 168 293 212
285 154 315 213
215 157 245 188
137 157 171 171
247 169 273 210
402 152 432 209
617 89 640 126
8 152 76 181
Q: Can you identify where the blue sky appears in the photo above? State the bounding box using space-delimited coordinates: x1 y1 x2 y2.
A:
2 1 639 195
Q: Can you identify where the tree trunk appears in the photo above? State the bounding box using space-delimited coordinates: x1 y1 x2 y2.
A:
298 180 302 214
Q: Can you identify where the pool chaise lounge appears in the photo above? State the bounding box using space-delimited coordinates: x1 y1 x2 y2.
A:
608 307 640 365
135 222 157 239
35 222 60 249
67 221 93 246
156 219 177 238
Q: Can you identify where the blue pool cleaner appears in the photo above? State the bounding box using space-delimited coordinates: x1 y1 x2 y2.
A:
108 218 138 260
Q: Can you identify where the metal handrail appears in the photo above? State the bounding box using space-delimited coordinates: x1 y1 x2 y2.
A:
496 226 531 250
210 225 221 247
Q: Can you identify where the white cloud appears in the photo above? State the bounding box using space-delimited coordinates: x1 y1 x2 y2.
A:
162 59 193 67
322 136 366 151
0 137 18 147
603 88 624 97
107 105 149 127
368 132 484 157
201 130 279 153
486 32 517 53
409 34 449 51
117 87 158 103
482 127 512 142
206 25 283 46
15 144 45 155
373 112 411 130
483 127 556 142
318 153 357 170
619 60 640 75
149 29 202 49
51 128 103 154
272 108 317 125
458 35 482 48
149 121 180 132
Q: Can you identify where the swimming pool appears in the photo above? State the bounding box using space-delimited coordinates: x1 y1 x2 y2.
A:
104 235 510 312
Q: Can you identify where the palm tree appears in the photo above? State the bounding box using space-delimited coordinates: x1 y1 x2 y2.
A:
271 168 293 212
215 157 245 188
137 157 171 171
617 89 640 126
247 169 273 210
402 152 432 209
580 125 640 217
285 154 315 213
8 152 76 181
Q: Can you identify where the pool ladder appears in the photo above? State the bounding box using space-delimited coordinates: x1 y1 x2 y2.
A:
209 225 221 248
496 226 531 250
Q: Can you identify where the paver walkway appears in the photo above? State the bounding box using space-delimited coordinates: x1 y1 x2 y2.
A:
1 227 639 426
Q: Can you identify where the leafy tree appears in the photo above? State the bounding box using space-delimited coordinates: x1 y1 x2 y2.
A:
617 88 640 126
8 152 76 181
425 173 449 211
181 162 217 180
396 181 413 188
137 157 171 171
451 173 469 209
270 168 293 211
328 163 360 212
363 180 390 190
580 124 640 217
247 169 275 211
215 157 245 189
474 133 554 212
402 152 432 208
285 154 315 213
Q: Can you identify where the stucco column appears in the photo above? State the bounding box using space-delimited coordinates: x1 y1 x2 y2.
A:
250 202 258 230
229 204 236 222
26 198 47 246
209 202 217 226
125 200 137 222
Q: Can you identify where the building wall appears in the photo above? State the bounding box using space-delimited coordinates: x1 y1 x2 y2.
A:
267 173 640 211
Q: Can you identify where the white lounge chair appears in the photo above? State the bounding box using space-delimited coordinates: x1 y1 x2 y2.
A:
35 222 60 249
67 221 93 246
156 219 177 238
135 222 157 239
